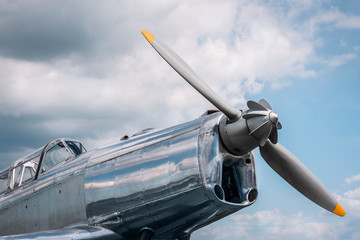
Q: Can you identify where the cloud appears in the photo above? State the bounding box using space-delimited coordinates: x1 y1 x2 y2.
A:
193 209 344 240
193 181 360 240
0 0 359 165
312 8 360 29
0 1 100 61
336 188 360 218
0 146 38 170
0 0 321 116
322 53 358 67
230 209 343 240
345 174 360 184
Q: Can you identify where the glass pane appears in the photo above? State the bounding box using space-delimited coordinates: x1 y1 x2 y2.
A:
0 172 8 194
22 166 35 185
11 165 22 189
81 144 87 153
66 141 85 156
42 142 71 172
29 156 40 173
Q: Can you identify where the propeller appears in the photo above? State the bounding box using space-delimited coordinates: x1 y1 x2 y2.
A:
260 140 345 215
141 30 241 123
141 30 346 217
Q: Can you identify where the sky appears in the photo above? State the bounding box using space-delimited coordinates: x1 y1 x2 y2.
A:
0 0 359 239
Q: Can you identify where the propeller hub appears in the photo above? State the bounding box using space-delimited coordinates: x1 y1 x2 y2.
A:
269 111 278 124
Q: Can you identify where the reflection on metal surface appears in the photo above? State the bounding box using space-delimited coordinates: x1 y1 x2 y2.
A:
84 113 257 239
3 226 120 240
0 113 257 239
0 139 89 236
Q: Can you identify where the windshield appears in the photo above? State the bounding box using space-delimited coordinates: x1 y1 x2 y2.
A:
2 139 87 193
65 141 86 156
10 161 37 189
0 171 8 194
8 157 39 191
40 140 86 173
41 142 71 173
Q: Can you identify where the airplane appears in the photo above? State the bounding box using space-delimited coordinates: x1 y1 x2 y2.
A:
0 30 346 240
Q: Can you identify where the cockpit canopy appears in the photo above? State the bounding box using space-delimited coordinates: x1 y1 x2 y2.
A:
0 138 86 195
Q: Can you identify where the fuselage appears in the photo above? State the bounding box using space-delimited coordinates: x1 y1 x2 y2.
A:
0 112 258 239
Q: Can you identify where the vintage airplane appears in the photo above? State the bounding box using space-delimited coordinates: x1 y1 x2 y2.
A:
0 30 345 240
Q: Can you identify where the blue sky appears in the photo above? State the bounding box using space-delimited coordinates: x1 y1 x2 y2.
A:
0 0 359 239
195 1 360 239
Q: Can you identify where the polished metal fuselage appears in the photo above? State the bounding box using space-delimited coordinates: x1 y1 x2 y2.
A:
0 112 257 239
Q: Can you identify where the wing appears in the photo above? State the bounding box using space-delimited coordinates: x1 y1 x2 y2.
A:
1 226 121 240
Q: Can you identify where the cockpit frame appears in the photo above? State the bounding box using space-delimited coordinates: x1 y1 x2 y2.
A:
0 138 86 195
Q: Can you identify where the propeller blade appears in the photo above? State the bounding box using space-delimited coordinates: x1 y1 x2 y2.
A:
269 126 278 144
260 126 273 147
142 30 241 122
260 141 346 216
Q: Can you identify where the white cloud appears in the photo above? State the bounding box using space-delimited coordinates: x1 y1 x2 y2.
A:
321 53 358 67
193 183 360 240
1 0 359 165
336 188 360 218
313 8 360 29
193 208 345 240
0 147 38 170
0 0 322 120
340 39 347 47
229 209 340 240
1 0 358 118
345 174 360 184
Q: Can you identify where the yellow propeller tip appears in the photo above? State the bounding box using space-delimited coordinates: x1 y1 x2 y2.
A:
141 30 154 44
333 203 346 217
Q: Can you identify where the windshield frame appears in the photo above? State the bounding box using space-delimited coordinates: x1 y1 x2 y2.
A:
36 138 86 178
2 138 86 194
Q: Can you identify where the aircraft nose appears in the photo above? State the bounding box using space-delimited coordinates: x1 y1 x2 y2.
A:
269 111 278 124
